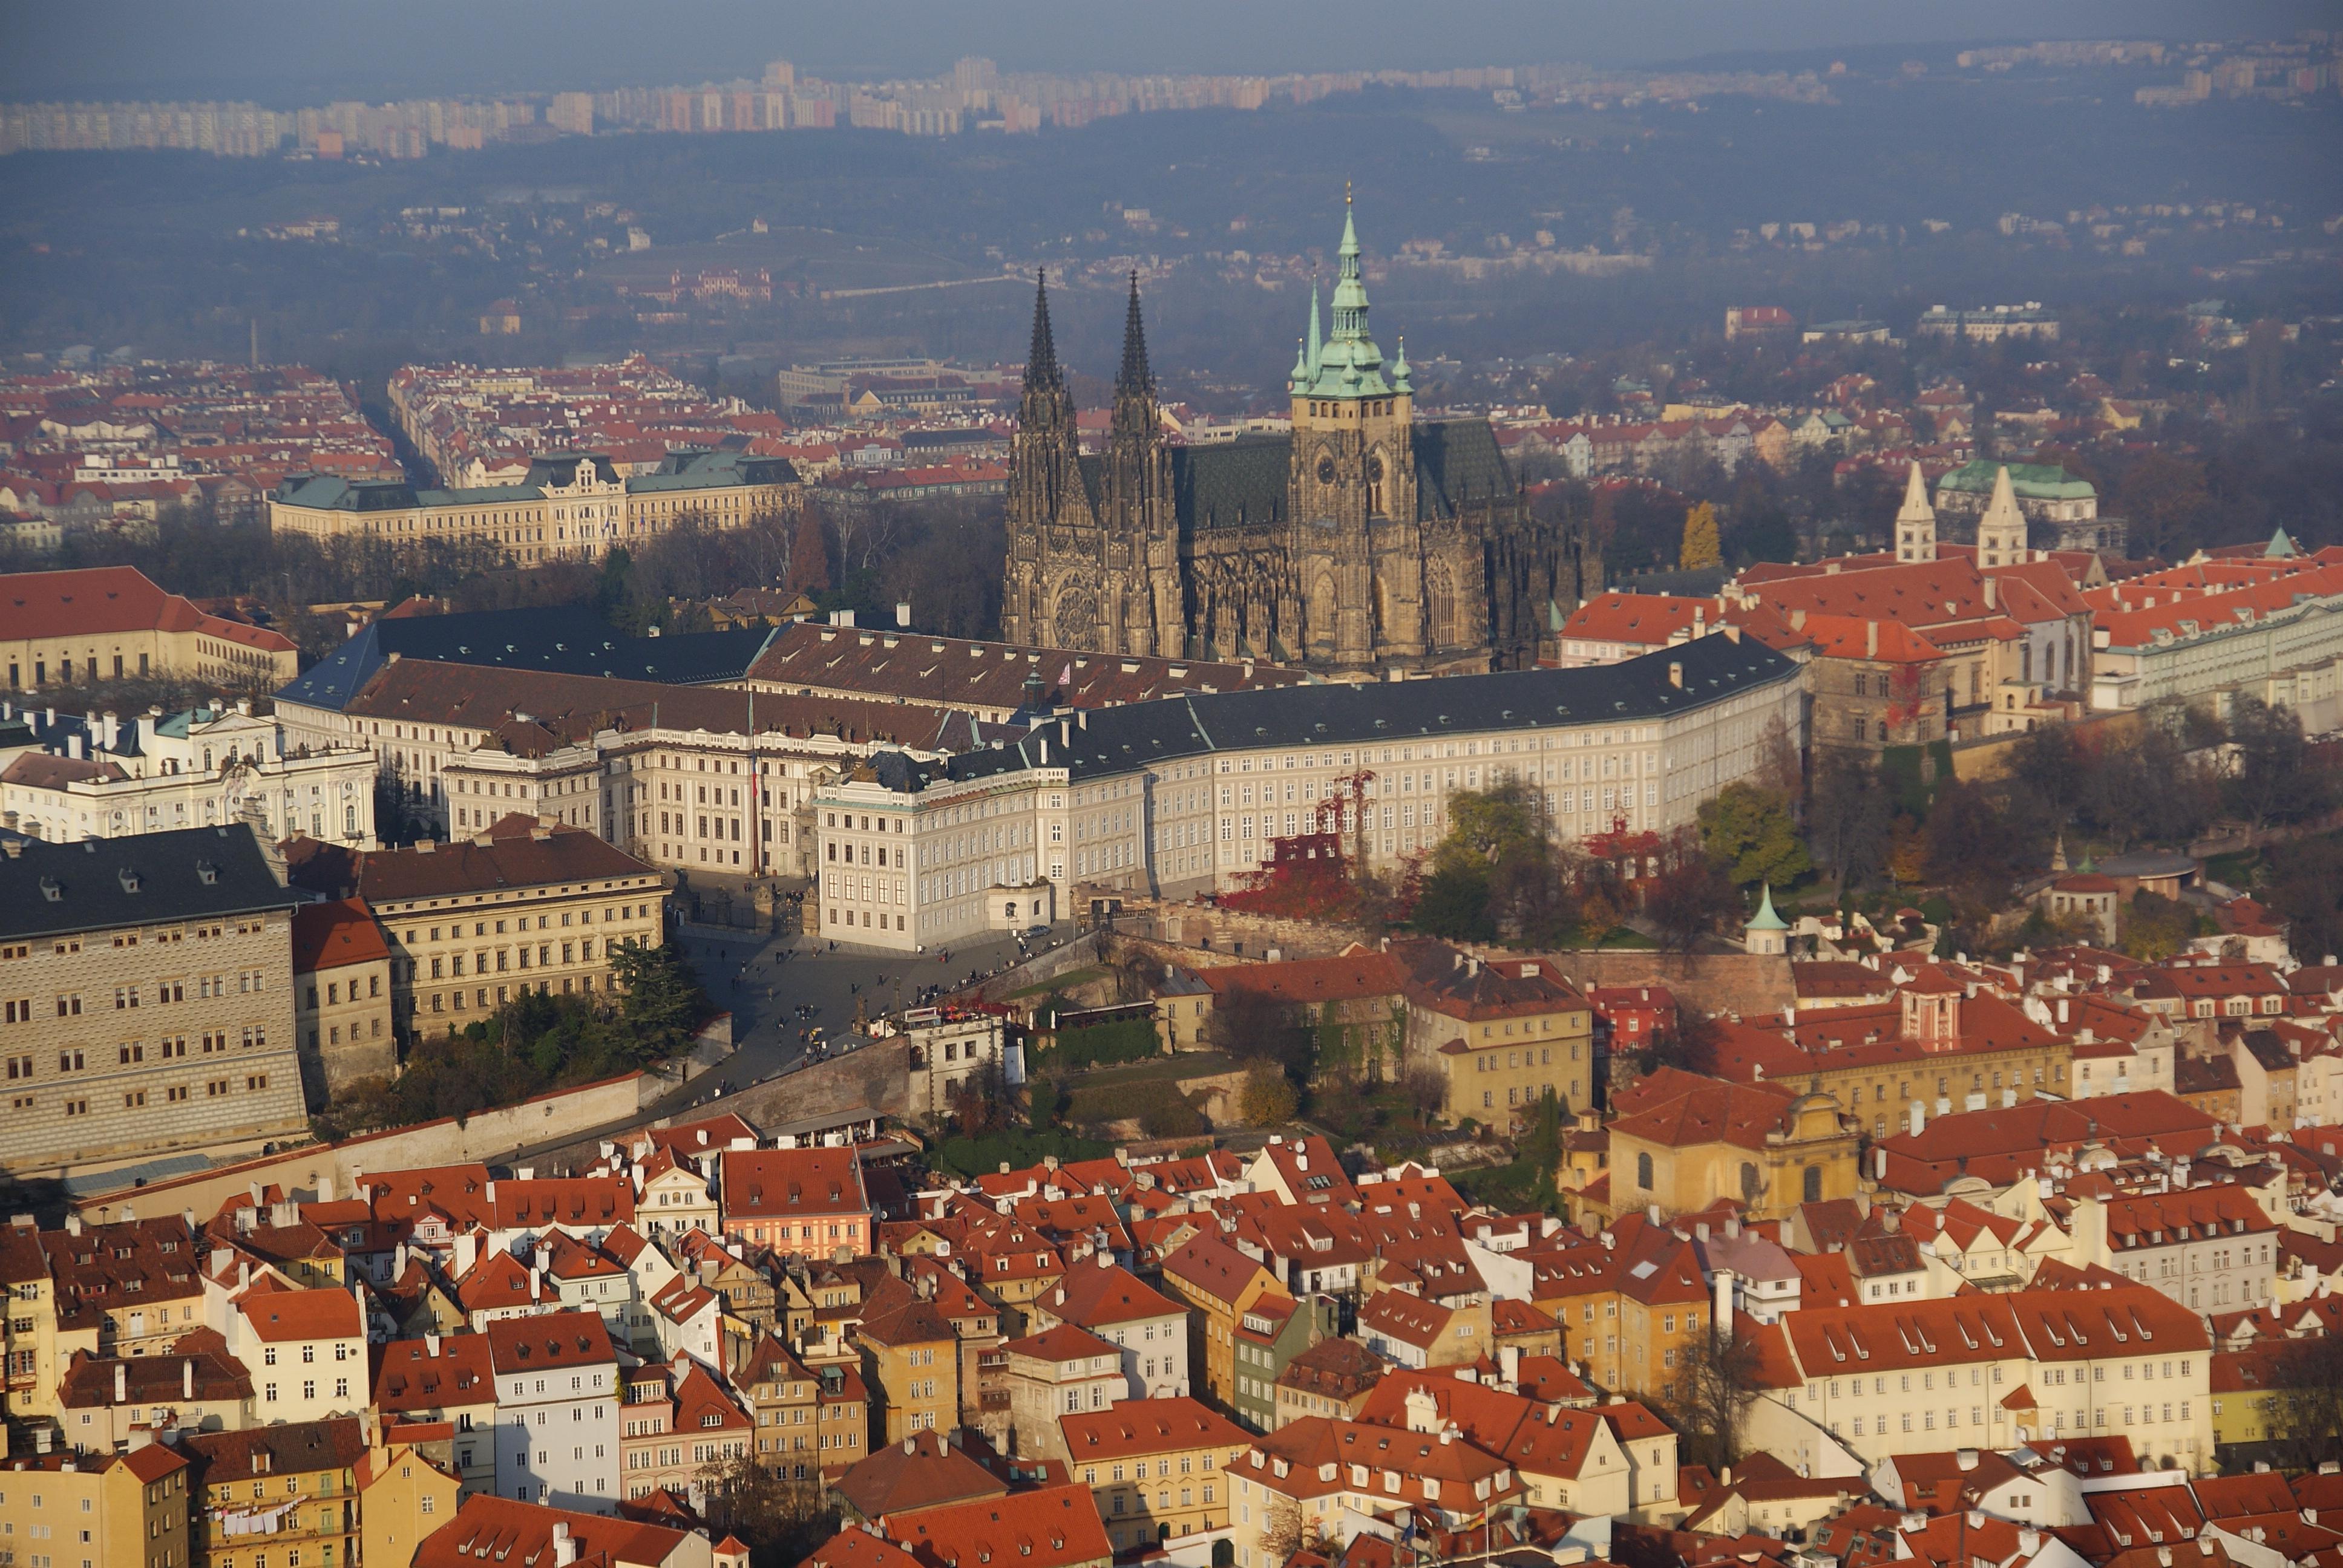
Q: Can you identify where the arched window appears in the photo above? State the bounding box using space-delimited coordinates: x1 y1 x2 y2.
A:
1803 1165 1823 1203
1636 1152 1654 1191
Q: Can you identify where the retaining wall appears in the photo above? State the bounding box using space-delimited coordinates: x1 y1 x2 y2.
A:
70 1072 655 1223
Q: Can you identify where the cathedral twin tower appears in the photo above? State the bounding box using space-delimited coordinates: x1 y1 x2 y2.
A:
1000 197 1598 675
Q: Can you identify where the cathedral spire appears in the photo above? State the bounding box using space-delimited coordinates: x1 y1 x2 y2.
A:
1978 462 2028 566
1894 459 1936 564
1306 278 1323 377
1116 270 1152 393
1026 269 1061 390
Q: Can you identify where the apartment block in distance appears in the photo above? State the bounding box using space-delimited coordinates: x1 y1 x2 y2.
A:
0 823 307 1172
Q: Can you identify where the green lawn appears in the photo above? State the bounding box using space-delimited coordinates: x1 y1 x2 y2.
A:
1596 926 1658 949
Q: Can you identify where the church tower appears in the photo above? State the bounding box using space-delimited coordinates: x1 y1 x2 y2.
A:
1106 272 1179 656
1976 463 2029 569
1285 192 1432 667
1893 460 1936 564
1001 272 1101 648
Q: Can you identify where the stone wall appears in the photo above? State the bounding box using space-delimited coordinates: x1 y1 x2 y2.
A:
1538 950 1795 1020
70 1071 657 1223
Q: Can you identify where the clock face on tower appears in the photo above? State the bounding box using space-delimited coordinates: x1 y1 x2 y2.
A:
1367 452 1384 483
1316 451 1337 485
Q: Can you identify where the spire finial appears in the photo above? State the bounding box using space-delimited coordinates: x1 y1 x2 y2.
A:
1026 268 1061 391
1116 269 1152 394
1346 178 1352 207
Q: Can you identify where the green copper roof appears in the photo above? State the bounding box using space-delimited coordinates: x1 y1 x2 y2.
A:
1935 460 2096 501
1746 881 1789 932
1289 192 1392 400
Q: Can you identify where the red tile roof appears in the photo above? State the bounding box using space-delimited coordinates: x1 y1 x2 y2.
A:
290 897 389 975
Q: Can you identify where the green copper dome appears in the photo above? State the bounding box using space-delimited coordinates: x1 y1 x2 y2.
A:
1291 190 1392 400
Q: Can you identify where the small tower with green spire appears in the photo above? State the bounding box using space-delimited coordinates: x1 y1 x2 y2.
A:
1745 882 1790 956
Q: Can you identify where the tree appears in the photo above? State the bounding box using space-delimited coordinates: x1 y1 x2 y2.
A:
948 1059 1011 1137
2266 836 2343 965
1203 987 1313 1078
608 939 710 1061
2119 892 2202 962
2227 696 2338 835
1239 1066 1299 1127
2265 1335 2343 1470
1807 753 1893 901
1666 1324 1763 1472
1645 853 1739 953
693 1448 836 1566
1398 1062 1450 1127
784 502 831 596
1924 779 2038 902
1679 501 1722 570
1412 862 1497 942
1697 783 1809 890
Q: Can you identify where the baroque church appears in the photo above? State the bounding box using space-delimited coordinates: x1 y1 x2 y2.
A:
999 199 1601 674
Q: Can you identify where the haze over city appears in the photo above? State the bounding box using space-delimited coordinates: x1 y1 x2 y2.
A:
0 8 2340 1568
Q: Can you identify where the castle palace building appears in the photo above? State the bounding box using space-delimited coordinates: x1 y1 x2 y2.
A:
1000 200 1599 675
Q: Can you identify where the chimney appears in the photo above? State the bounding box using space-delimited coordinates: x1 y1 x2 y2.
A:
1714 1267 1735 1343
183 1359 195 1400
114 1362 127 1405
425 1333 442 1358
552 1521 580 1568
1984 578 1999 610
455 1233 478 1278
1668 662 1683 689
1866 621 1879 659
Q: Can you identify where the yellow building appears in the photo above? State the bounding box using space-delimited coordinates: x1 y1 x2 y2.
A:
1159 1234 1277 1413
183 1416 365 1568
291 897 396 1100
2209 1345 2290 1449
1061 1396 1251 1557
856 1284 960 1442
0 566 299 694
1401 949 1598 1126
293 816 667 1048
0 1442 190 1568
1594 1068 1857 1224
268 449 801 564
358 1437 462 1568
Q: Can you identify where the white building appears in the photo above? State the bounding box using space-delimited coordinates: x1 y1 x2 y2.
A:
224 1281 370 1427
2088 561 2343 725
0 700 376 846
810 632 1806 951
1029 1258 1193 1402
487 1310 621 1511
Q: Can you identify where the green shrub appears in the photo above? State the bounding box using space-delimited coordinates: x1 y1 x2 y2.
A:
931 1127 1111 1179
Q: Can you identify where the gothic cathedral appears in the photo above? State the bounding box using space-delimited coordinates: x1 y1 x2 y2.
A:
1000 198 1600 674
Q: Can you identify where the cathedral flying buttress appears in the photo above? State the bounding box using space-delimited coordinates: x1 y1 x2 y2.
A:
1000 195 1599 674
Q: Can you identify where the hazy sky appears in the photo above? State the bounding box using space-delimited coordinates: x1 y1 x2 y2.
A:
4 1 2323 104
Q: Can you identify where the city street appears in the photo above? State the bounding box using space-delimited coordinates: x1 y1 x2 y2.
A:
647 921 1083 1116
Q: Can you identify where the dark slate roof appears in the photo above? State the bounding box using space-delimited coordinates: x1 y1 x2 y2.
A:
275 606 775 713
626 447 800 492
1412 419 1518 520
864 633 1797 791
0 823 297 942
1172 439 1289 532
1162 419 1513 532
523 452 622 488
